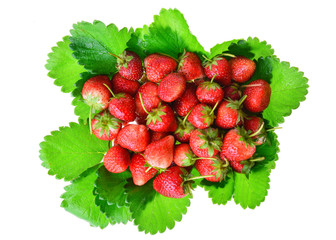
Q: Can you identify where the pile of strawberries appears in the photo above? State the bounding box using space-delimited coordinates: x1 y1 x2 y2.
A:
82 50 272 198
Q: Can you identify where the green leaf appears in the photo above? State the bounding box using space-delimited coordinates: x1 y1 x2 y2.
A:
125 179 192 234
254 56 309 127
245 37 274 60
209 39 240 59
39 121 108 181
127 26 149 59
142 8 207 58
45 36 85 93
71 72 97 122
94 166 132 207
233 131 280 209
95 197 132 225
60 164 109 228
70 20 132 74
200 176 234 205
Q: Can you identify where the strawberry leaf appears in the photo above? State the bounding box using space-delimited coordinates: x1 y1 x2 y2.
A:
127 26 149 59
254 56 309 127
233 131 280 209
60 164 109 228
245 37 274 60
70 20 132 74
199 176 234 205
125 179 192 234
39 121 108 181
208 39 240 59
45 36 85 93
141 8 208 59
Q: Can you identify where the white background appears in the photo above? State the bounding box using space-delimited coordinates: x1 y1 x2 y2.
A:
1 0 335 239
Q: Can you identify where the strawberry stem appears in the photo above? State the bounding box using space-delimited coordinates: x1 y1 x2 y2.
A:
241 84 263 88
221 53 236 58
89 105 93 135
249 121 265 137
103 83 115 98
267 127 282 132
138 92 150 114
193 157 217 161
238 95 247 106
210 74 217 83
108 140 112 149
183 109 193 125
186 175 214 181
249 157 265 162
108 52 122 60
209 101 220 115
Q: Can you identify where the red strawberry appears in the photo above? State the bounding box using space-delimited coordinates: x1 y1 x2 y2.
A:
103 145 130 173
115 51 143 81
223 84 241 101
229 56 256 83
196 78 224 106
178 51 205 81
144 135 175 169
189 128 222 158
243 79 271 112
203 56 231 86
174 116 195 143
244 116 266 145
195 157 229 182
91 110 122 141
129 153 158 186
229 159 244 173
167 117 178 132
173 83 199 117
144 53 177 83
173 143 197 167
117 124 150 152
158 72 186 102
135 82 161 117
150 130 169 142
215 96 246 129
220 127 256 162
146 104 176 132
153 166 188 198
82 75 112 111
111 73 140 96
188 103 218 129
108 93 136 122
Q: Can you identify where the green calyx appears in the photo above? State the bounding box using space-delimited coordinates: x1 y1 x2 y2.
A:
177 49 187 71
198 128 223 157
92 111 122 137
146 104 167 125
241 157 265 176
199 80 222 91
115 51 134 70
202 55 221 71
84 93 105 112
226 95 247 124
200 101 219 126
175 116 195 138
210 157 230 182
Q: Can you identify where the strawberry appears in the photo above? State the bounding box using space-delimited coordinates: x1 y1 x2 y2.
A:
111 73 140 97
144 135 175 169
223 83 241 101
196 77 224 106
194 157 229 182
229 56 256 83
173 83 199 117
150 130 169 142
189 128 222 158
188 103 218 129
129 153 158 186
174 116 195 143
108 93 136 122
203 56 231 86
215 96 246 129
229 159 244 173
82 75 112 111
173 143 197 167
158 72 186 102
91 110 122 141
244 116 266 145
178 51 205 81
243 79 271 112
114 50 143 81
135 82 161 117
103 145 130 173
153 166 188 198
116 124 150 152
144 53 177 83
220 127 256 162
146 104 176 133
